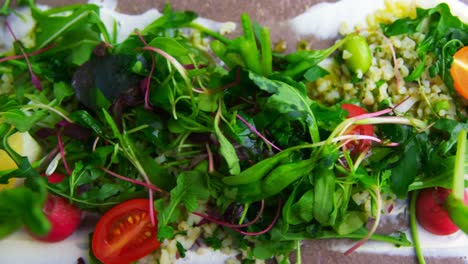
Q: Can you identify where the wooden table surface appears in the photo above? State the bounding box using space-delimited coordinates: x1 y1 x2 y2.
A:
2 0 468 263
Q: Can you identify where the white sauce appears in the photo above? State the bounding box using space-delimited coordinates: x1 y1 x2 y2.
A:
89 0 234 43
0 7 36 54
418 0 468 22
289 0 385 39
288 0 468 40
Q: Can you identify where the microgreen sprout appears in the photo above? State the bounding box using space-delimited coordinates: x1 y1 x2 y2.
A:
193 199 282 237
56 128 72 175
195 67 242 95
5 21 43 91
100 167 161 192
237 114 282 152
0 43 56 64
135 31 156 110
231 198 282 236
205 144 215 173
193 200 265 228
141 46 191 90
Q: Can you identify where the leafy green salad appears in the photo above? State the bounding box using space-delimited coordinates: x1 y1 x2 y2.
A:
0 1 467 263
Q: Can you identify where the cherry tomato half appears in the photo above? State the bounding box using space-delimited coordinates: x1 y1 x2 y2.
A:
341 104 374 155
92 199 160 264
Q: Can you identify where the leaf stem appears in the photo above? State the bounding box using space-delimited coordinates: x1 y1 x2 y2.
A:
236 114 282 152
410 190 426 264
100 167 161 192
260 27 272 76
296 240 302 264
344 186 382 255
192 200 265 228
56 129 72 175
188 22 231 44
452 129 466 198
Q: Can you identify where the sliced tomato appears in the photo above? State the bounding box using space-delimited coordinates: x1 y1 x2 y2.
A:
341 104 374 155
92 199 160 264
450 46 468 99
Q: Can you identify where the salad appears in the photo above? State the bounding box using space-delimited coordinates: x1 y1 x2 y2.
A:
0 0 467 263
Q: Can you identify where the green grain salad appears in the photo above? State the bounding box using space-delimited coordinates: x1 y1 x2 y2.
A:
0 1 467 264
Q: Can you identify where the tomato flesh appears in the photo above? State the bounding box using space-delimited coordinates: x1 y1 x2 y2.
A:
450 46 468 99
92 199 160 264
341 104 374 155
416 187 468 235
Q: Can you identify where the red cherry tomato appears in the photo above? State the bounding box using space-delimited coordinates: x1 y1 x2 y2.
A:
92 199 160 264
416 187 468 235
42 172 65 184
341 104 374 154
32 194 82 242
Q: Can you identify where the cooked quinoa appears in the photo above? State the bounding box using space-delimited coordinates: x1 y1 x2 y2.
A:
307 1 464 120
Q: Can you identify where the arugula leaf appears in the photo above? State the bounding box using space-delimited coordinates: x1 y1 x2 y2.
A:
0 173 49 239
155 168 209 240
0 96 47 132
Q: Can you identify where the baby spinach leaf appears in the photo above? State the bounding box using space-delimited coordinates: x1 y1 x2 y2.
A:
53 82 75 104
334 211 366 235
148 37 189 57
252 240 296 260
214 106 241 175
391 139 421 198
288 189 314 224
313 166 335 225
249 71 320 143
432 118 468 154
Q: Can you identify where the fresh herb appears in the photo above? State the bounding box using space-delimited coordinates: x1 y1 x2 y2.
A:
0 1 467 263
